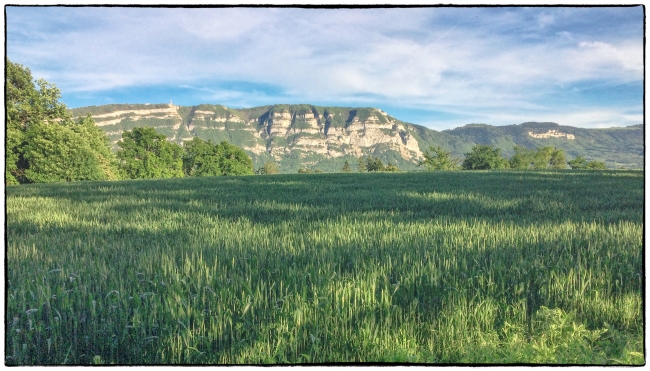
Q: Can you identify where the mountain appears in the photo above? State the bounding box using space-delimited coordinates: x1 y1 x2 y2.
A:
69 103 644 171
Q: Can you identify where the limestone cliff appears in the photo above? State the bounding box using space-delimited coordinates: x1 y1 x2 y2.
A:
69 104 644 171
80 103 427 171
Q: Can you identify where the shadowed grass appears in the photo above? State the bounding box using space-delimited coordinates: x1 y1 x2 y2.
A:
6 170 643 364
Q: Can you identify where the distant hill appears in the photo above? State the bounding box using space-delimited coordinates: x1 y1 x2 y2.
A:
70 103 644 171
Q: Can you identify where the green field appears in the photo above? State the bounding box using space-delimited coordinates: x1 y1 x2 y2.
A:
5 171 644 364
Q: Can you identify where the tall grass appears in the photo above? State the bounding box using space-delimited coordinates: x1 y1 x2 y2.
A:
6 170 643 364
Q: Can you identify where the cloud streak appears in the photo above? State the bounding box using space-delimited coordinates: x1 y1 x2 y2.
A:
6 6 643 129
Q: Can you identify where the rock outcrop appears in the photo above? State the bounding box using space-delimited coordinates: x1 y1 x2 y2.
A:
69 103 644 171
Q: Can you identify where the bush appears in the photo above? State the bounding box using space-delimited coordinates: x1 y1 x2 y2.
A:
258 162 279 175
462 145 510 170
418 146 460 170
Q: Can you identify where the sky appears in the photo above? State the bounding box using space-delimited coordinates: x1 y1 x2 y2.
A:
5 6 644 130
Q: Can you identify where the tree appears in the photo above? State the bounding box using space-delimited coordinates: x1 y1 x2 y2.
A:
509 145 536 170
418 146 460 170
183 137 218 176
567 156 588 170
511 146 566 170
361 156 385 172
258 162 279 175
548 148 567 169
6 59 119 184
384 162 400 172
341 161 352 173
567 156 606 170
22 122 105 183
183 137 253 177
6 59 71 184
215 141 254 176
357 157 367 172
117 127 184 179
69 115 121 180
461 145 510 170
585 161 607 170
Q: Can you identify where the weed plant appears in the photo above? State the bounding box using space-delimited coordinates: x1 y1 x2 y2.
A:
5 170 643 364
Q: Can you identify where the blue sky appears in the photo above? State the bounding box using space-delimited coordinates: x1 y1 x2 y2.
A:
6 6 643 130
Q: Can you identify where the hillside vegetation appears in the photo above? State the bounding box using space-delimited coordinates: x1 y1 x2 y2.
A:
69 104 644 172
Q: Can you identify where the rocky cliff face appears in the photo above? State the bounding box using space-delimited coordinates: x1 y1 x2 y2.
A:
74 103 427 171
70 103 644 171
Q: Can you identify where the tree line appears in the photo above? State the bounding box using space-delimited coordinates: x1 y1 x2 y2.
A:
6 60 253 185
417 145 607 171
7 59 607 185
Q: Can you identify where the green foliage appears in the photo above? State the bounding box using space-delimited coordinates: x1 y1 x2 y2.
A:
6 60 117 184
384 163 400 172
258 161 279 175
5 171 643 364
341 161 352 173
215 141 254 176
510 146 566 170
70 115 121 180
461 145 510 170
569 156 607 170
586 161 607 170
418 146 460 170
567 156 588 170
445 122 642 169
509 145 537 169
117 127 184 179
359 156 386 172
456 307 616 364
352 108 374 123
67 101 643 173
22 123 105 183
6 59 70 184
182 137 219 176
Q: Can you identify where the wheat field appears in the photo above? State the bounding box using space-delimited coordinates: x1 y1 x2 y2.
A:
5 170 644 364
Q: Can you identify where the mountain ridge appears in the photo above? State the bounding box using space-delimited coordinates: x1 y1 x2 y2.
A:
70 103 644 171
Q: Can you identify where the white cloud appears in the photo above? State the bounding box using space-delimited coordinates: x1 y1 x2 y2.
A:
6 7 643 129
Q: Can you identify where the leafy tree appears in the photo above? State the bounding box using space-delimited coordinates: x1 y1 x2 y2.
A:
6 60 70 184
567 156 605 170
567 156 588 170
418 146 460 170
215 141 254 176
586 161 607 170
548 148 567 169
511 146 566 170
461 145 510 170
530 146 566 170
69 115 121 180
384 162 400 172
560 155 607 170
341 161 352 173
357 157 367 172
117 127 184 179
6 60 118 184
531 146 554 169
361 156 385 172
298 168 313 174
22 122 105 183
183 137 218 176
509 145 536 169
258 162 279 175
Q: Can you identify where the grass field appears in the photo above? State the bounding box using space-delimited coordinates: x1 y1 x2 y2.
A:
5 170 644 364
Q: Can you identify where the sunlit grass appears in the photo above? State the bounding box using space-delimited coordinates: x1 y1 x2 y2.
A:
6 170 643 364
